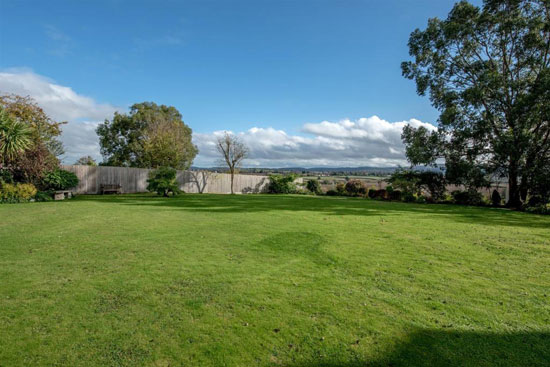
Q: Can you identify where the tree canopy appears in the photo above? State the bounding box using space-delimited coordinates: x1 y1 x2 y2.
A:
401 0 550 207
0 95 62 184
96 102 198 169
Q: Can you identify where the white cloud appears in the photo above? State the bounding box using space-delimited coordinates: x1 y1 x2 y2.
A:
193 116 437 168
0 70 438 168
0 70 119 164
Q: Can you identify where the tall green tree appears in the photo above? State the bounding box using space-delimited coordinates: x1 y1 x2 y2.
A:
96 102 198 169
401 0 550 208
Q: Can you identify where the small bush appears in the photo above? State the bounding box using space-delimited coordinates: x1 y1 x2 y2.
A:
0 169 14 185
34 191 54 202
0 183 37 203
147 167 181 197
368 188 377 199
345 180 367 196
267 174 297 194
389 190 402 201
402 192 416 202
416 195 428 204
326 189 339 196
491 190 502 207
525 203 550 215
42 169 79 191
306 179 321 194
336 183 346 195
452 190 483 206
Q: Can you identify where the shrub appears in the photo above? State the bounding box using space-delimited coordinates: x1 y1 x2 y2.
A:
34 190 54 202
368 188 377 199
336 183 346 195
306 179 321 194
388 169 446 200
389 190 402 201
491 190 502 206
416 195 428 204
326 189 339 196
452 190 483 206
0 183 37 203
525 203 550 215
0 168 14 185
345 180 367 196
147 167 181 197
42 169 79 191
402 192 416 202
267 174 297 194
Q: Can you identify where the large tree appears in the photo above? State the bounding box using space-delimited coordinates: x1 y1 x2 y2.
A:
96 102 198 169
401 0 550 208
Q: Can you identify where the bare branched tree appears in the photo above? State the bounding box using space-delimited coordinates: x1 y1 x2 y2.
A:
216 132 248 194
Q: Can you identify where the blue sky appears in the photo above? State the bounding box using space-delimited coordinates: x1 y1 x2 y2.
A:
0 0 482 167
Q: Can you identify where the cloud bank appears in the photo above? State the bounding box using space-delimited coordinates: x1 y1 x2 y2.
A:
0 69 437 168
193 117 436 167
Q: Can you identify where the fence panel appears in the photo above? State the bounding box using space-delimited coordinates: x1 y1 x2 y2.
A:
61 165 270 194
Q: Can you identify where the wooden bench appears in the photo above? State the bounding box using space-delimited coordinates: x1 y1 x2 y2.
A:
100 184 122 195
54 191 73 201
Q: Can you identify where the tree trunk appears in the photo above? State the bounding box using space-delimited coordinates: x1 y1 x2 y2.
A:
230 169 234 194
507 163 522 208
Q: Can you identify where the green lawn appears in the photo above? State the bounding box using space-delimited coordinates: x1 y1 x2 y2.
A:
1 194 549 366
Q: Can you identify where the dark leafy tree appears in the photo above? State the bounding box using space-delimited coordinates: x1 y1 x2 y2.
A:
146 167 181 197
345 180 367 196
0 95 62 184
306 179 321 194
97 102 198 169
388 170 447 200
42 169 79 190
401 0 550 208
267 174 296 194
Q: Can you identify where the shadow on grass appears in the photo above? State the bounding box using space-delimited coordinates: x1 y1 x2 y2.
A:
75 194 550 230
288 329 550 367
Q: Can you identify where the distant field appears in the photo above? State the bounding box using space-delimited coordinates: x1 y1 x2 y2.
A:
1 194 549 366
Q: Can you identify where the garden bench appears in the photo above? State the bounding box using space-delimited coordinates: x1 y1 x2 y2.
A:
54 191 73 201
100 184 122 195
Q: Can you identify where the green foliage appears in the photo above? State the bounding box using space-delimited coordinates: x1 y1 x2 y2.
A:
0 168 14 185
452 190 484 206
146 167 181 197
0 183 37 203
335 183 346 195
34 191 54 202
97 102 198 169
325 189 339 196
267 174 296 194
402 192 416 203
525 203 550 215
388 170 446 200
75 156 97 166
42 169 79 191
401 0 550 207
491 190 502 207
344 179 367 196
0 107 32 162
306 179 321 194
0 95 61 184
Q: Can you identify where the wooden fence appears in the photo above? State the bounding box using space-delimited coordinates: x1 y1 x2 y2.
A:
61 165 270 194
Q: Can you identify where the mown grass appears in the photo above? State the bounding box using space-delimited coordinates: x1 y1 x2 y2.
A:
0 194 549 366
